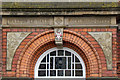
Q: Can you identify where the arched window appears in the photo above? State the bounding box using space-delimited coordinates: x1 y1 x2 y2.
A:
34 47 86 79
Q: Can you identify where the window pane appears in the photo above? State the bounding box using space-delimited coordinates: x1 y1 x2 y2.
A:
55 57 66 69
37 49 84 77
47 70 49 76
50 51 56 56
39 64 46 69
47 54 49 62
75 70 83 76
72 54 74 62
72 64 74 69
75 64 82 69
65 51 71 56
38 70 46 76
75 56 80 62
65 70 71 76
58 70 63 76
50 57 53 69
50 70 56 76
72 70 74 76
68 57 71 69
47 64 49 69
58 50 64 56
41 56 46 62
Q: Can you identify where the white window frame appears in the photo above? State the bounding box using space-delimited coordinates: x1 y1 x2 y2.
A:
34 47 86 78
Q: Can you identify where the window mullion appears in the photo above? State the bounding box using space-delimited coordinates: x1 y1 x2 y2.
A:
49 53 50 76
53 56 55 69
71 53 72 76
46 55 47 77
74 54 75 77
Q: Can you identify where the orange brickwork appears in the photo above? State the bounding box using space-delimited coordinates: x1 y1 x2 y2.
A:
117 30 120 78
2 28 118 78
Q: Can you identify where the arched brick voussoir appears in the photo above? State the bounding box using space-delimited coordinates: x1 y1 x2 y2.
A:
63 30 101 77
16 30 102 77
16 30 55 77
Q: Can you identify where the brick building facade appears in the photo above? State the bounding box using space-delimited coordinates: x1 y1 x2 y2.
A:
1 2 120 80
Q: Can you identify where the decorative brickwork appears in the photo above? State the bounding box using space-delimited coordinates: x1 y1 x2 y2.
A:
0 29 2 79
2 28 118 79
66 28 117 77
117 30 120 78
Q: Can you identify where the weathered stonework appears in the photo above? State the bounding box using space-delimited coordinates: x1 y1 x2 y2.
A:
54 17 64 26
2 17 54 27
65 17 114 25
54 28 63 46
88 32 112 70
7 32 31 70
2 16 116 27
2 2 119 9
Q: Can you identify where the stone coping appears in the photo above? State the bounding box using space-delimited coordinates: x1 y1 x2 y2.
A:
2 2 120 9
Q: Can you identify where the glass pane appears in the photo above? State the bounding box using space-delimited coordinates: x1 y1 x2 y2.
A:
72 54 74 62
47 64 49 69
50 70 56 76
58 70 63 76
50 51 56 56
41 56 46 62
65 70 71 76
75 56 80 62
75 70 83 76
47 70 49 76
47 54 49 62
72 70 74 76
50 57 53 69
68 57 71 69
72 64 74 69
65 51 71 56
75 64 82 69
55 57 66 69
39 64 46 69
58 50 64 56
38 70 46 76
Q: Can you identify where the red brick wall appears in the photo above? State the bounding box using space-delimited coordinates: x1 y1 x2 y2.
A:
66 28 118 77
2 28 118 78
117 30 120 78
0 29 2 79
2 28 50 77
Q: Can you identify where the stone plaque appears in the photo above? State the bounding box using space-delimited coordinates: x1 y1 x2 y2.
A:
2 16 116 27
88 32 112 70
3 17 54 26
65 17 113 25
7 32 31 70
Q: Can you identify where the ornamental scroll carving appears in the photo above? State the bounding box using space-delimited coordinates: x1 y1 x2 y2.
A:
88 32 112 70
7 32 31 70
